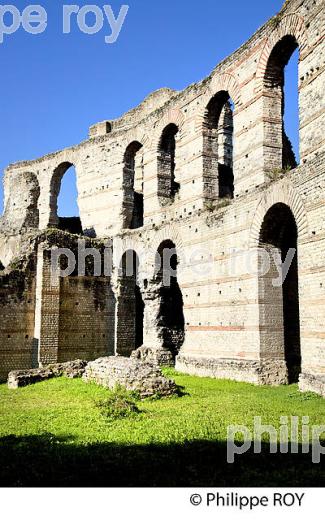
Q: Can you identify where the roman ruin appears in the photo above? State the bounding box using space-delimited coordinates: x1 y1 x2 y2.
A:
0 0 324 396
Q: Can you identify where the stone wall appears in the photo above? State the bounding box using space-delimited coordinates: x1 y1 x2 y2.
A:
0 232 116 382
83 356 178 398
1 0 323 247
0 0 324 395
0 255 37 381
58 276 115 362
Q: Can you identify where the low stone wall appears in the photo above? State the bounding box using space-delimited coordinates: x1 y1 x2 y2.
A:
83 356 177 398
7 360 87 389
176 354 288 386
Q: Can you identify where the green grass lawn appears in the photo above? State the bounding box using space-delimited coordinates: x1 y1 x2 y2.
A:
0 369 324 486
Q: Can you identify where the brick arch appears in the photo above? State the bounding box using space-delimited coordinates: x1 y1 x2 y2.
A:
48 159 81 228
150 224 184 255
195 73 242 133
111 226 184 283
143 224 184 277
113 235 147 272
122 130 150 154
117 248 141 277
255 13 308 94
150 107 185 151
50 148 84 172
47 151 84 199
118 132 150 171
249 180 308 248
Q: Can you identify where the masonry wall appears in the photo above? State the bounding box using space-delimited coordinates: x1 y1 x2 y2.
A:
112 152 323 387
1 0 323 249
173 153 325 387
0 237 116 381
57 277 115 362
0 0 324 394
0 266 37 382
34 236 116 367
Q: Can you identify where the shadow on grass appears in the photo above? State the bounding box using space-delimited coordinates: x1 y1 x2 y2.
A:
0 433 324 487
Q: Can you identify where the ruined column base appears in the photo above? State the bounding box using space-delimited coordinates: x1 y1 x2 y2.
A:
131 345 175 367
299 372 325 397
176 354 288 385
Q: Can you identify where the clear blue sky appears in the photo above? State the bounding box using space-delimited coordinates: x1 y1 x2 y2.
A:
0 0 298 216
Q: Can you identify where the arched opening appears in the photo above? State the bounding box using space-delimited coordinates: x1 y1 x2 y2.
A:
50 162 82 234
123 141 144 229
284 47 299 164
264 35 300 171
259 203 301 383
116 250 144 356
155 240 185 360
157 124 180 205
203 91 234 201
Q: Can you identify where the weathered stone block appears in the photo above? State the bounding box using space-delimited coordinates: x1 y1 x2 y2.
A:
299 373 325 397
131 346 174 366
7 359 87 389
82 356 177 398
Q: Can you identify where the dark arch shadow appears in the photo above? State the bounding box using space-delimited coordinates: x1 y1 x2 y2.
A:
155 240 185 360
123 141 144 230
203 90 235 201
158 124 180 205
259 202 301 383
116 250 144 356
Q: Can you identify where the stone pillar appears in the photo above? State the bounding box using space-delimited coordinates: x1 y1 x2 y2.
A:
33 245 60 366
140 282 174 366
262 89 283 173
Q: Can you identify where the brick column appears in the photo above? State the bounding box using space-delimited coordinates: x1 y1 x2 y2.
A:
114 278 137 357
34 245 60 366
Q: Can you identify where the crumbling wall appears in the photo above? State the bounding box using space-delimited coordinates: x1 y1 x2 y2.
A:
34 231 115 367
0 231 116 381
58 277 115 362
0 0 324 394
1 171 39 232
2 0 322 242
0 170 40 267
0 256 37 382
